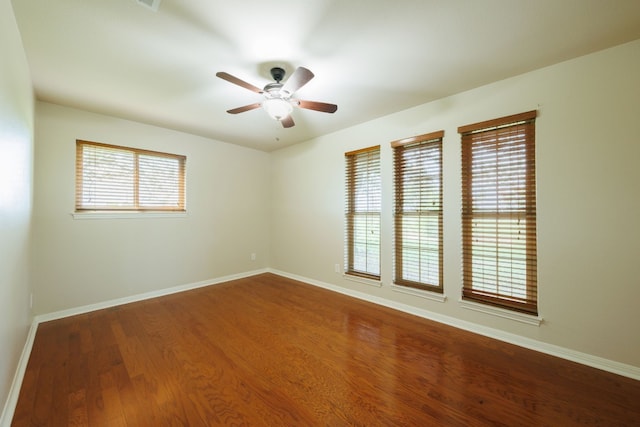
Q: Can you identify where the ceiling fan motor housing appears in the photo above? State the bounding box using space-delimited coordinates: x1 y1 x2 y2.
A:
270 67 286 83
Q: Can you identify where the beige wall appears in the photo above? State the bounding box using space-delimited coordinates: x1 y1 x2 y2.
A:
0 0 34 420
31 102 271 314
270 39 640 368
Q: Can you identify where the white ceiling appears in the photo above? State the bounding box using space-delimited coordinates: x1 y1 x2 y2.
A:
11 0 640 151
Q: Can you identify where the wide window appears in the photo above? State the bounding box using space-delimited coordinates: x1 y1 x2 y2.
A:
76 140 186 212
345 146 381 280
458 111 537 314
392 131 443 293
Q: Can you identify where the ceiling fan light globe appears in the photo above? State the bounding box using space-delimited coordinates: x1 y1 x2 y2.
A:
262 98 293 121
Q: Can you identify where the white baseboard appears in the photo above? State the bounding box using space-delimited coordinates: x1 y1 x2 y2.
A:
35 268 269 323
0 319 38 427
269 268 640 381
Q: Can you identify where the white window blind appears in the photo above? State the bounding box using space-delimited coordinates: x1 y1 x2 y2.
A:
345 146 381 280
76 140 186 212
459 111 537 314
392 131 443 293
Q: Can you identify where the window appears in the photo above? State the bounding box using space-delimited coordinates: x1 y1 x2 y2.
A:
392 131 444 293
459 111 537 314
76 140 186 212
345 146 381 280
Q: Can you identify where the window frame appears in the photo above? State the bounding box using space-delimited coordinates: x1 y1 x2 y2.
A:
75 140 186 213
458 111 538 315
344 145 381 280
391 131 444 293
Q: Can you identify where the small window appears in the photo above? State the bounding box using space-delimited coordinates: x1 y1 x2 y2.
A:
344 146 381 280
458 111 537 314
76 140 186 212
392 131 444 293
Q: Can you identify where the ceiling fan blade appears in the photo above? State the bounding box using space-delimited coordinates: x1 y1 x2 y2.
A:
296 100 338 113
226 103 261 114
282 67 314 94
216 72 263 93
281 115 295 128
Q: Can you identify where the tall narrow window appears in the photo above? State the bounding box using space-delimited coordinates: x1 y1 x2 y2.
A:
76 140 186 212
345 146 381 280
459 111 537 314
392 131 443 293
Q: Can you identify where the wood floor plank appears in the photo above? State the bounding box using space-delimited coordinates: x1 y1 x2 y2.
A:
11 273 640 426
67 389 88 427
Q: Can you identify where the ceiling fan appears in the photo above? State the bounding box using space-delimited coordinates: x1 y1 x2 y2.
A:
216 66 338 128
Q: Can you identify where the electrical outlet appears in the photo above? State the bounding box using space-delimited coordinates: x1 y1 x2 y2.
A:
251 253 256 261
334 263 340 273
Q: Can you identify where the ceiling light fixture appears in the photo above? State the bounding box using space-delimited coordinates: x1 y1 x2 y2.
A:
262 97 293 121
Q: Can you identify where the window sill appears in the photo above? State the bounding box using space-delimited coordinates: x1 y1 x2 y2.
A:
391 284 446 303
459 299 542 326
71 211 188 220
344 273 382 288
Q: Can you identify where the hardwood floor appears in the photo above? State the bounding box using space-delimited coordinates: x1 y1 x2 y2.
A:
12 273 640 426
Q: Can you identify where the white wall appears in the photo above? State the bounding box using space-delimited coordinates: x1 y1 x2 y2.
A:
32 102 271 314
271 39 640 368
0 0 34 422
